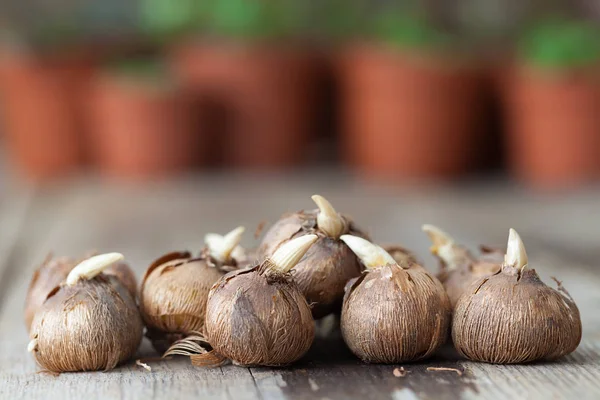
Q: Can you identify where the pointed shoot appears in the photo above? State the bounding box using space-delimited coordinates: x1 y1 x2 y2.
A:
505 228 528 271
269 234 318 273
422 224 455 249
204 233 223 251
28 339 38 353
422 224 469 269
66 252 124 286
206 226 245 263
312 194 346 239
340 235 396 269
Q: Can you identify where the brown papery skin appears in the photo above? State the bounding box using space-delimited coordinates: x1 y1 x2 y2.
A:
139 251 227 353
24 256 76 332
104 261 138 300
205 263 315 366
341 263 451 363
452 267 582 364
257 210 367 318
437 247 503 309
25 256 139 332
440 260 501 308
29 275 143 372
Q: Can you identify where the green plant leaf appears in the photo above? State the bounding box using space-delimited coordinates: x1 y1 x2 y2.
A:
371 11 449 51
208 0 303 40
520 18 600 70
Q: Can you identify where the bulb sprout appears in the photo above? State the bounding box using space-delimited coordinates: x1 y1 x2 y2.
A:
204 233 223 251
206 226 245 263
422 224 459 265
268 234 318 273
340 235 396 269
505 228 528 271
27 339 38 353
312 194 345 239
66 253 125 286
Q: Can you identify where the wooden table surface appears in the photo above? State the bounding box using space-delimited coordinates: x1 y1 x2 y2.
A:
1 171 599 400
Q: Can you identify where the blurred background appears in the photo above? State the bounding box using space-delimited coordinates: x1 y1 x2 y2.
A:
0 0 599 190
1 3 600 382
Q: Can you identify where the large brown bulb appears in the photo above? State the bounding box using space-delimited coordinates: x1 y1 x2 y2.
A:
257 195 368 318
452 229 582 364
204 235 317 366
340 236 451 363
423 225 502 308
24 253 138 332
139 251 226 352
29 253 143 372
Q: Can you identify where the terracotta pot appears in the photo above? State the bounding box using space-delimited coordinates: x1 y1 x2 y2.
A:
88 73 199 180
337 45 485 181
504 66 600 189
170 41 321 168
0 51 92 181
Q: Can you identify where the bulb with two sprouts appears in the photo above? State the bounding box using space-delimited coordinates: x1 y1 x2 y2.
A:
340 236 451 363
453 229 582 364
140 226 246 353
258 195 368 319
28 253 143 372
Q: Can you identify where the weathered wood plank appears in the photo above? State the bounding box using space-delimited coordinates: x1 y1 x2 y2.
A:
0 185 35 307
0 177 599 400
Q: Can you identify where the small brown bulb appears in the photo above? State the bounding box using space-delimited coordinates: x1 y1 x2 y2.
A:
24 253 138 332
140 227 245 353
257 195 368 319
423 224 502 308
382 245 418 265
340 236 451 364
203 235 317 366
28 253 143 372
24 255 77 332
453 229 582 364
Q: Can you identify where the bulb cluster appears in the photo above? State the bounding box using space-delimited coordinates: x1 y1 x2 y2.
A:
24 195 582 373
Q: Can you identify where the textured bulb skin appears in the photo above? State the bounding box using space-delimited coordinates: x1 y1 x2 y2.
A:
25 256 138 332
104 261 138 300
258 210 368 318
452 268 582 364
436 247 503 309
25 257 76 332
139 251 226 353
29 275 143 372
205 265 315 366
440 259 501 308
341 263 451 364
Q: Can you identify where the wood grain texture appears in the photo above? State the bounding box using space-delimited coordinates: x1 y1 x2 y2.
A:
0 175 599 400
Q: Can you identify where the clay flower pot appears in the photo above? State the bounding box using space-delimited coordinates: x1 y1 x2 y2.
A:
0 51 92 181
503 19 600 189
337 45 484 181
87 66 199 180
504 67 600 189
170 42 320 168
